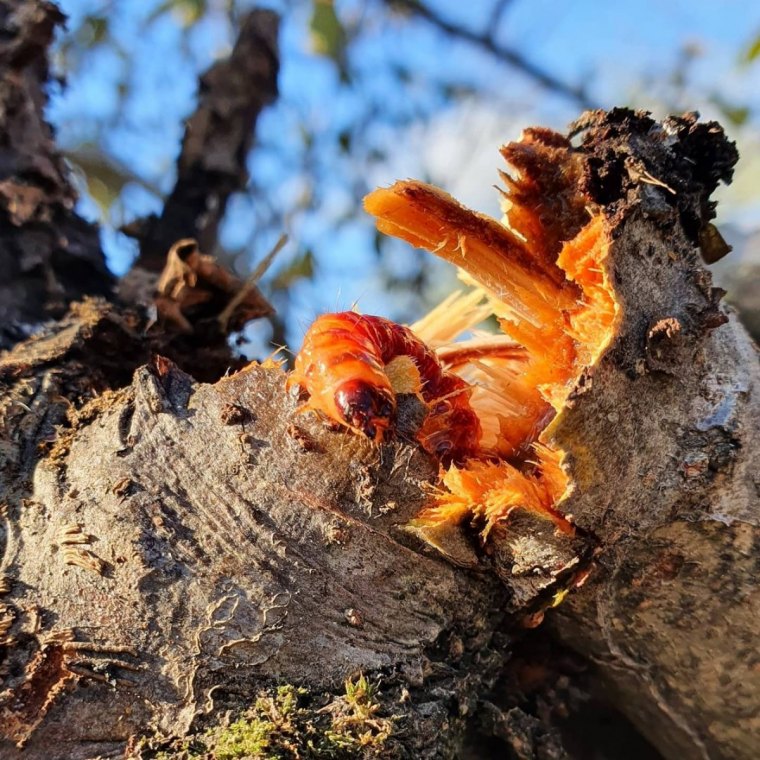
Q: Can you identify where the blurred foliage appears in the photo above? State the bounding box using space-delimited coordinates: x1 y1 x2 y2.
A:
271 248 315 290
309 0 348 77
149 0 212 27
50 0 760 355
742 29 760 64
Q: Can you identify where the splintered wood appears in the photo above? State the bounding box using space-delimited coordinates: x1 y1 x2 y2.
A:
360 128 619 534
288 127 620 535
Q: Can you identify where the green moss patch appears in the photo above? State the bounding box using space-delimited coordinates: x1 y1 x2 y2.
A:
136 676 397 759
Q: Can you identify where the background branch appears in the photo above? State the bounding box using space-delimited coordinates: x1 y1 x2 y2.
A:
0 0 112 351
126 9 280 273
389 0 596 109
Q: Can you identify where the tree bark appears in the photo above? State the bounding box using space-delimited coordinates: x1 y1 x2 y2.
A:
0 7 757 760
549 175 760 759
0 1 111 351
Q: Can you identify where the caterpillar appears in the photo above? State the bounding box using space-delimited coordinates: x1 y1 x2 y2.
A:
288 312 482 464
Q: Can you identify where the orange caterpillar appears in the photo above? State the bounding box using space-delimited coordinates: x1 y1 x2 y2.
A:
288 312 482 464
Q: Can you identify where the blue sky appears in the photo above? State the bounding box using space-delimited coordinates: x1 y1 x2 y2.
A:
49 0 760 349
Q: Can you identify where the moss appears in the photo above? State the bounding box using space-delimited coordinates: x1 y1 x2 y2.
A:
321 675 394 754
210 714 275 759
208 684 305 759
135 678 397 760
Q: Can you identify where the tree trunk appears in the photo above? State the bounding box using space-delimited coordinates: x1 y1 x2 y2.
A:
0 1 111 350
0 5 758 760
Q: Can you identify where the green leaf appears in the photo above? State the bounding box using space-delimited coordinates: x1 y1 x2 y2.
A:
309 0 347 64
710 96 751 127
81 15 109 46
271 250 315 290
147 0 208 28
175 0 207 27
742 31 760 64
65 148 134 217
372 228 385 258
337 130 352 153
721 105 750 127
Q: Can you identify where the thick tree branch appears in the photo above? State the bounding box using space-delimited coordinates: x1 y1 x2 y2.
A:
0 312 515 759
127 9 280 273
0 6 756 759
1 111 758 760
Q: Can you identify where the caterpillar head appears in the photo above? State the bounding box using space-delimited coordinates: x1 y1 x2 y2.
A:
334 379 395 443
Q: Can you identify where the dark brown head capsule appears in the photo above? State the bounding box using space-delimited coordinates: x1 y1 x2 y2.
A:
334 379 395 442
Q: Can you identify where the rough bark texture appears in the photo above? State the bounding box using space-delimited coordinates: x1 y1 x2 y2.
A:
0 6 758 758
0 314 514 759
0 1 112 350
545 112 760 760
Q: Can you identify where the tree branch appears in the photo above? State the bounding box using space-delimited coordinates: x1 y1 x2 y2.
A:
1 110 757 760
0 1 112 350
390 0 597 109
127 9 280 272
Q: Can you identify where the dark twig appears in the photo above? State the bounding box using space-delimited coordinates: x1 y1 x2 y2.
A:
128 9 280 272
487 0 514 35
390 0 596 109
